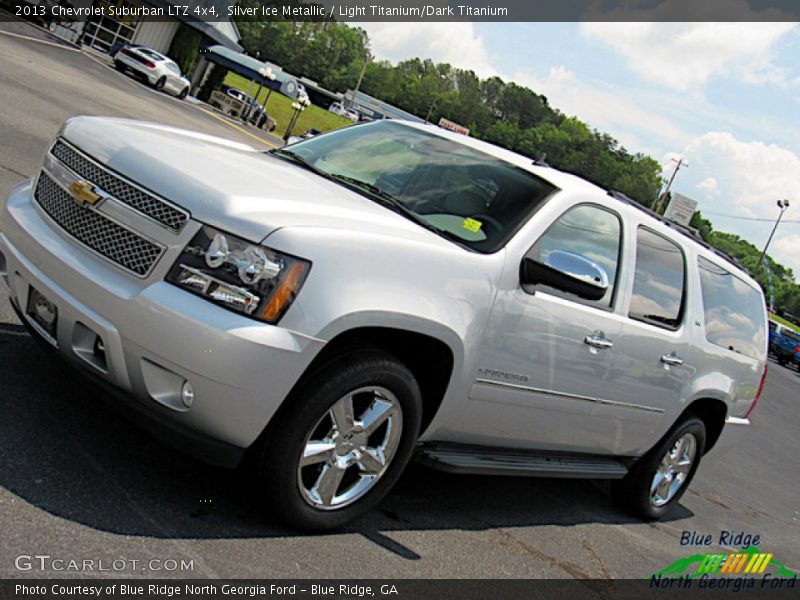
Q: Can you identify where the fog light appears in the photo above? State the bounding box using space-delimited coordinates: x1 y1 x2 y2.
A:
181 381 195 408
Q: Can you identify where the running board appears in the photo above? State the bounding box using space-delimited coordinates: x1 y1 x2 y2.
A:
417 443 630 479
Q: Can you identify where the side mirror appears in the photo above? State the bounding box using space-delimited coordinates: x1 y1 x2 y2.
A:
521 250 609 301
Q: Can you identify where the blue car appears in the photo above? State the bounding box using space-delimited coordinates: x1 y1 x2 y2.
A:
769 320 800 369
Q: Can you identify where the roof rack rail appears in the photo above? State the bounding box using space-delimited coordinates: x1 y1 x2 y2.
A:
606 190 745 271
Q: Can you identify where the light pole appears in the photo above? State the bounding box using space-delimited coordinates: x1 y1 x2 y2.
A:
253 67 276 126
756 199 790 274
283 96 311 142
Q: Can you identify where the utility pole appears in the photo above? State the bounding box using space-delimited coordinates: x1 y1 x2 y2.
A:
348 51 372 110
756 199 790 274
425 98 438 123
656 156 688 214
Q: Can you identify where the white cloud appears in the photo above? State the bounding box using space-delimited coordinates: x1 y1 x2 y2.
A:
697 176 719 197
514 67 692 153
358 22 496 78
679 132 800 278
773 234 800 279
581 21 797 91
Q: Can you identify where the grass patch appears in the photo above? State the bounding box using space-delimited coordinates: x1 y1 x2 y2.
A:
222 73 351 138
769 313 800 333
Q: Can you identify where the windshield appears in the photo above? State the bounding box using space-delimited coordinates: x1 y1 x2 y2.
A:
280 121 557 252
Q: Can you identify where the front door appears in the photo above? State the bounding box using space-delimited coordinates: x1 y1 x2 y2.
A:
467 203 629 453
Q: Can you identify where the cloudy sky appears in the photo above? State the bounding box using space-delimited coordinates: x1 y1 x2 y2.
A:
359 21 800 280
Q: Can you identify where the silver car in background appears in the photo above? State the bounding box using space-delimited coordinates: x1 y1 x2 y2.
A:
0 118 768 530
114 45 190 99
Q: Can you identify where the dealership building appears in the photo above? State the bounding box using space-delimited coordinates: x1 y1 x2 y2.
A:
52 0 241 55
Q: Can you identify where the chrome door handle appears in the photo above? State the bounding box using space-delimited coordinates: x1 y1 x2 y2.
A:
660 353 684 366
584 332 614 349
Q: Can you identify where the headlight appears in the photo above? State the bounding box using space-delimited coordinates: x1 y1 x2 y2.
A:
166 226 310 323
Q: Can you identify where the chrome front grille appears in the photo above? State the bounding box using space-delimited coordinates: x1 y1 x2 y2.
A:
34 173 164 277
50 140 188 232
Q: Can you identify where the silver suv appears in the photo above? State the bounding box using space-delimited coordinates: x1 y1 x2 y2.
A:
0 118 768 529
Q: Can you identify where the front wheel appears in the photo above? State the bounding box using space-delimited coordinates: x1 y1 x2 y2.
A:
613 415 706 520
178 87 189 100
258 350 422 530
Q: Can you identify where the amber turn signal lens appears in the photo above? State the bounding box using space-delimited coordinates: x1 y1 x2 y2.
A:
259 262 309 322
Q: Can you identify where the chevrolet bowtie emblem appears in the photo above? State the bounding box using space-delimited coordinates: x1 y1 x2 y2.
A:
69 180 101 206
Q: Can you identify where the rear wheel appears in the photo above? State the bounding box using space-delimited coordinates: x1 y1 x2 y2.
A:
114 61 125 73
257 350 422 530
614 415 706 520
178 87 189 100
154 76 166 91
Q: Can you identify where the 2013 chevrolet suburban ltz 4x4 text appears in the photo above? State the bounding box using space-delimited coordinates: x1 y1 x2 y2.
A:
0 118 768 529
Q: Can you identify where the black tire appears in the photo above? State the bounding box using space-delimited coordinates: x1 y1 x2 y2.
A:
613 415 706 520
114 61 125 73
257 350 422 530
154 76 166 91
178 87 189 100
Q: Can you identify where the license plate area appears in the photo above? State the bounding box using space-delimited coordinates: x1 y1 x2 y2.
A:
26 286 59 345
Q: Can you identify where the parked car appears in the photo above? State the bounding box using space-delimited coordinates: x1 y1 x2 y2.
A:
113 45 190 99
286 128 322 145
328 101 346 115
0 118 768 530
219 86 276 132
768 320 800 369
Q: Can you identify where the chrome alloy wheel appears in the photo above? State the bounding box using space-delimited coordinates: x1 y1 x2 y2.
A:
650 433 697 507
297 386 403 510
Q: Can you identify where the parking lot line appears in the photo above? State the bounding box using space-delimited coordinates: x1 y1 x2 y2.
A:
0 28 79 51
197 107 280 149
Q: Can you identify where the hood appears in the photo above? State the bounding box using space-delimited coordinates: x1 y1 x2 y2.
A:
59 117 447 246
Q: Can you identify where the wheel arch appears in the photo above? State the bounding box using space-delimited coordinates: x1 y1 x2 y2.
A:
681 397 728 453
289 326 456 436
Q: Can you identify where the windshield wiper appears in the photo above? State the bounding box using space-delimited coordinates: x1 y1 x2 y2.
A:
327 175 472 249
269 148 328 178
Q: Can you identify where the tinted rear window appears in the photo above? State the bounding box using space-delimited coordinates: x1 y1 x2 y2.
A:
698 256 766 360
629 227 686 329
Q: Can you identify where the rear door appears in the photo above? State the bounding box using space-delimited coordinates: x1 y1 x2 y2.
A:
591 225 692 455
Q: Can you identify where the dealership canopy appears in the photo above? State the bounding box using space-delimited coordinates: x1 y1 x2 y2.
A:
200 45 290 91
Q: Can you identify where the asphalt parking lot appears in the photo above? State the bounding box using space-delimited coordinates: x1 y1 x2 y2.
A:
0 21 798 581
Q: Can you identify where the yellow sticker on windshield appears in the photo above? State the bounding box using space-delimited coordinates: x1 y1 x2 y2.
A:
462 217 483 233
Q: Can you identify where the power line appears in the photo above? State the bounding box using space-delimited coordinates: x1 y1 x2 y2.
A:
702 211 800 223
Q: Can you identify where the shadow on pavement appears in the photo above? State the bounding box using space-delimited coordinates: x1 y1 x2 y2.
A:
0 332 693 554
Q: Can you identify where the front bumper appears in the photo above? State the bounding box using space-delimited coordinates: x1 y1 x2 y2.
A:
0 180 325 466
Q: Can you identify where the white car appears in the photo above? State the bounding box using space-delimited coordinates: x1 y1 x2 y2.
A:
328 101 346 116
114 45 191 99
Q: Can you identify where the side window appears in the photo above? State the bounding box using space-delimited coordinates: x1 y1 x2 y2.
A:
526 204 622 308
698 256 767 360
629 227 686 329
